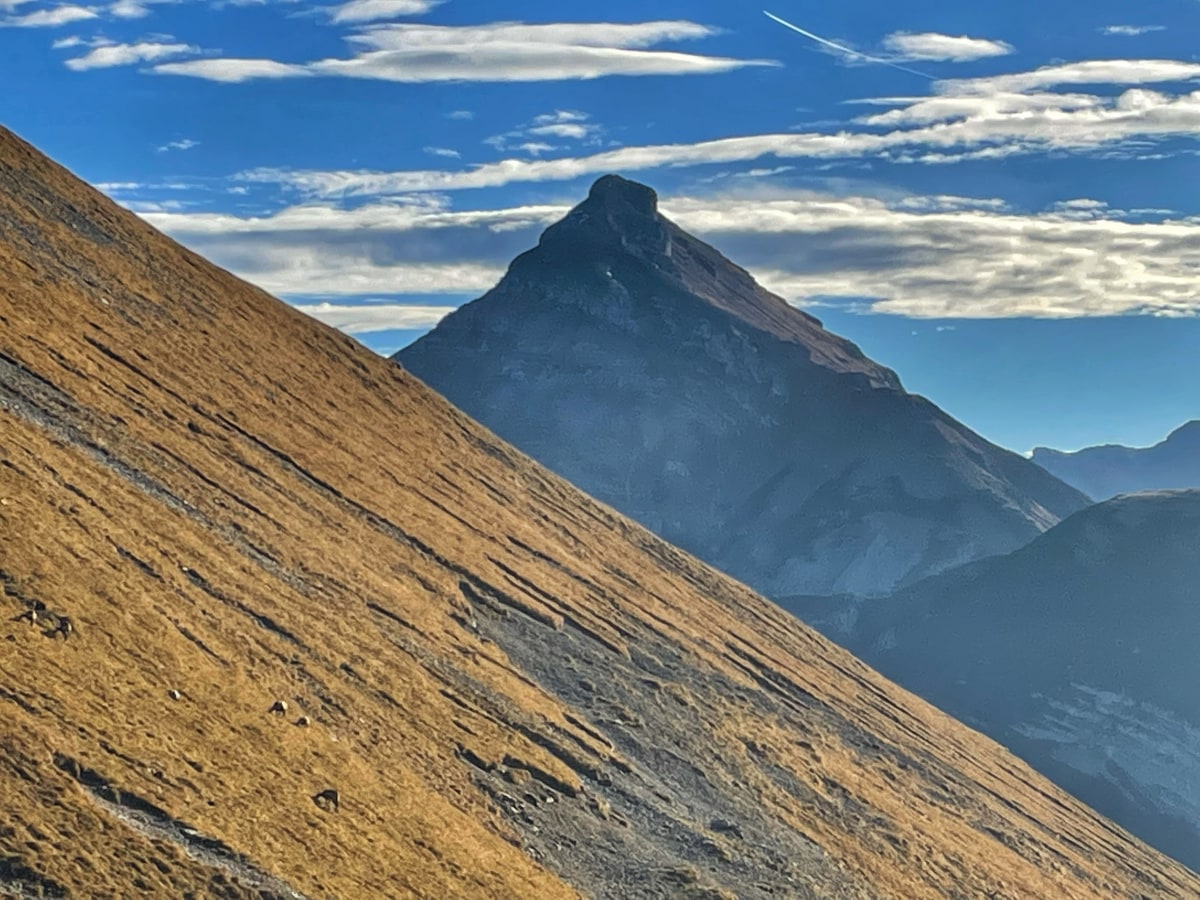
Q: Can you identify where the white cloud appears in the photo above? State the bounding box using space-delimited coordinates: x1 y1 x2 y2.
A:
423 146 459 158
349 20 716 50
882 32 1014 63
533 110 588 124
154 58 311 82
327 0 438 24
153 20 775 83
937 59 1200 95
66 40 196 70
223 251 502 297
662 193 1200 318
486 109 602 154
51 33 82 46
529 122 595 139
308 46 771 84
2 5 98 27
445 109 473 120
141 199 566 235
291 301 456 332
157 137 199 151
513 141 556 156
120 199 187 212
1102 25 1166 37
108 0 170 18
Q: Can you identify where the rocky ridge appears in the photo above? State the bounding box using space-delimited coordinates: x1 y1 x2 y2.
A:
1033 421 1200 500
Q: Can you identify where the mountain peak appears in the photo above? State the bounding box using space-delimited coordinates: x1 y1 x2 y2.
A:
585 173 659 216
1167 419 1200 442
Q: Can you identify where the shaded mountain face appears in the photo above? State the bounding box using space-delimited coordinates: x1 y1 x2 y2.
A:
398 175 1088 598
1 129 1194 898
845 491 1200 870
1033 421 1200 500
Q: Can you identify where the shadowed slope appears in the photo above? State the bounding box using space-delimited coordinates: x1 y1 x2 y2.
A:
850 490 1200 869
399 175 1088 598
1 126 1196 897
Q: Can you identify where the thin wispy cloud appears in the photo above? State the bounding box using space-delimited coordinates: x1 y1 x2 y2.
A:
292 302 456 333
1102 25 1166 37
327 0 439 25
157 137 199 151
153 20 777 83
937 59 1200 94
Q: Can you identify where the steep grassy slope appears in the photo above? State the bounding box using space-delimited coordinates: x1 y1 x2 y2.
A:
1 125 1195 898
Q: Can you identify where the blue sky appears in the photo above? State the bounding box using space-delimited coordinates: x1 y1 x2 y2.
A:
3 0 1199 453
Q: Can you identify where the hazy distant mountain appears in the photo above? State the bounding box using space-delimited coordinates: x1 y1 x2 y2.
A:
398 175 1089 598
1032 421 1200 500
847 490 1200 869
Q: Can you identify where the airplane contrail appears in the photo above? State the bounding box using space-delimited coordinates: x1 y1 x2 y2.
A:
763 10 934 80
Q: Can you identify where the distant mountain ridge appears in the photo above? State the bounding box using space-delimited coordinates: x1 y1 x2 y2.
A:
398 175 1089 598
844 490 1200 870
1032 420 1200 500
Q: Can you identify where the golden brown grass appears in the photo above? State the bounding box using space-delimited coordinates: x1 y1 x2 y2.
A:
0 123 1196 898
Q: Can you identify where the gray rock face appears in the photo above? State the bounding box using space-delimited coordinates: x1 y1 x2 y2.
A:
845 490 1200 870
398 174 1088 597
1033 421 1200 500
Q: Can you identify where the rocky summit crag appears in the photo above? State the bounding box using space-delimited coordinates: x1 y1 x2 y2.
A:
399 175 1088 598
1033 421 1200 500
2 126 1196 897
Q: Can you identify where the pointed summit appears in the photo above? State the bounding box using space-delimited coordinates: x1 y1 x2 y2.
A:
534 174 669 262
587 173 659 215
513 174 896 383
399 177 1087 597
